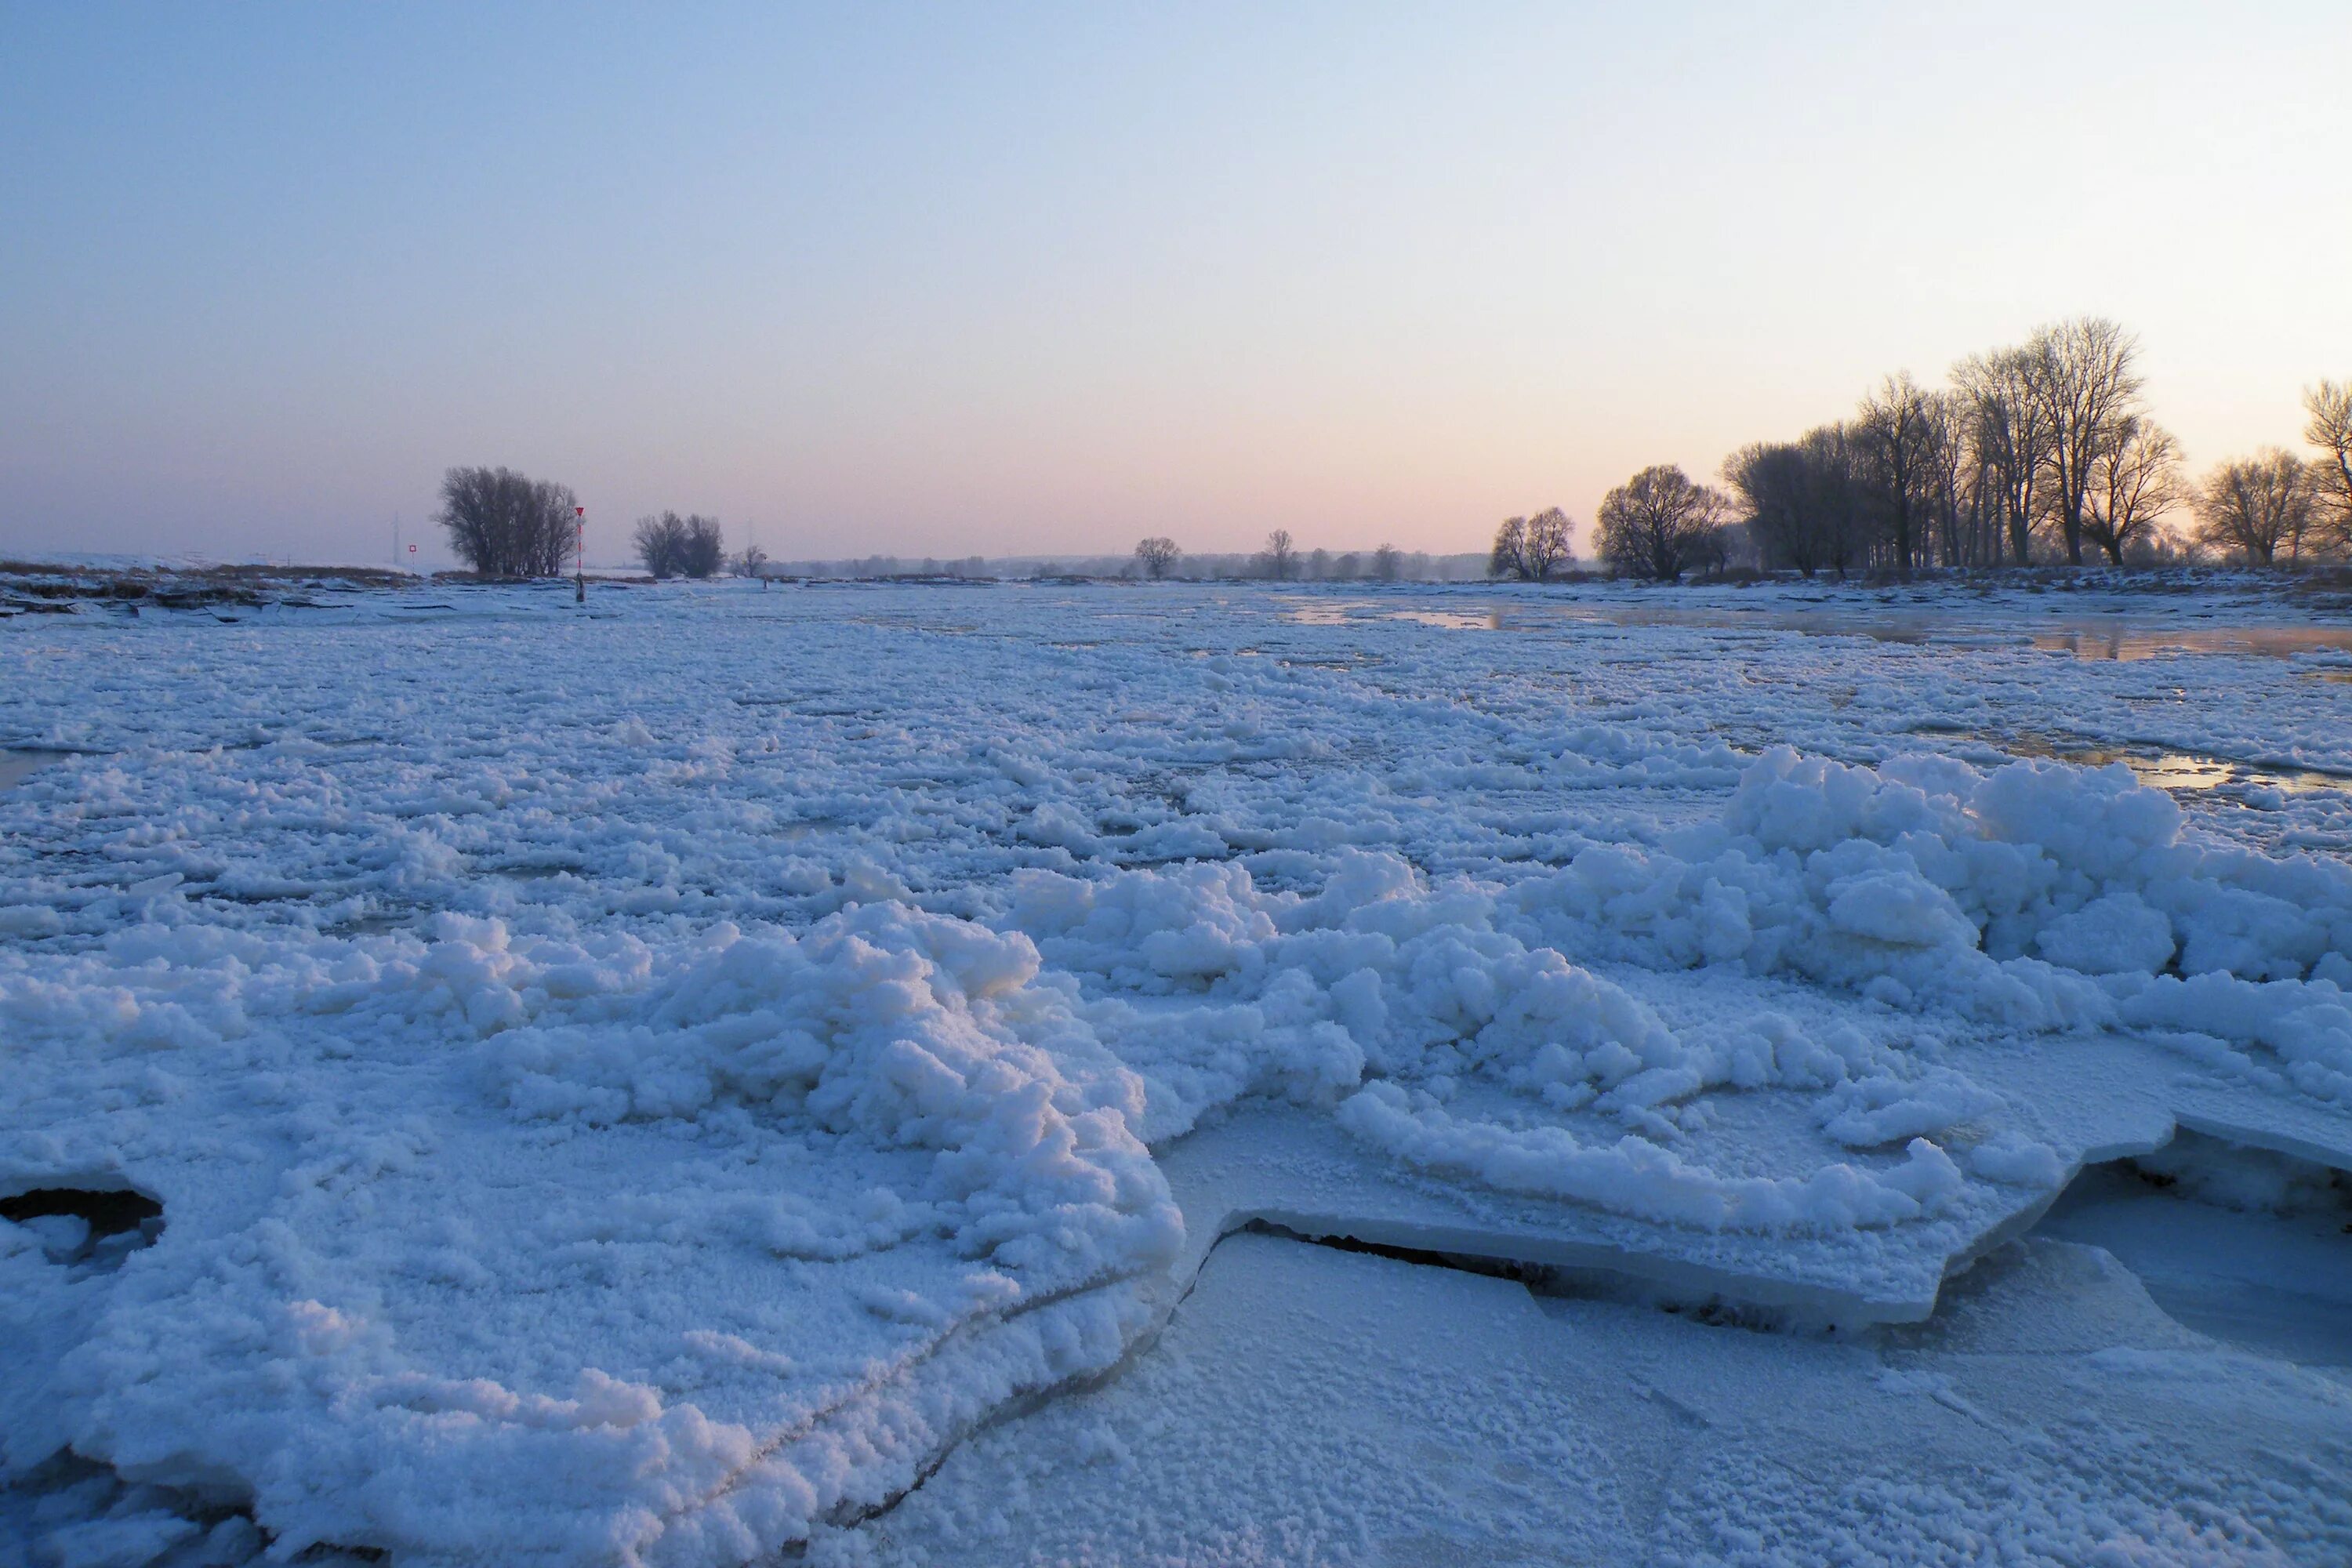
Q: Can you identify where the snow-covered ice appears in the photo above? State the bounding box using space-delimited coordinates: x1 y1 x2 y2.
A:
4 575 2351 1565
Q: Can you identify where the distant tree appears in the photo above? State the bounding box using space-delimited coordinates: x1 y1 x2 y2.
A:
1853 372 1939 572
2194 452 2317 564
1801 425 1874 577
1686 523 1735 579
435 466 579 577
2028 318 2146 565
1595 465 1731 581
1260 528 1297 580
1372 543 1403 582
1952 347 2054 566
634 513 687 578
1726 432 1871 577
681 515 725 578
1725 441 1810 575
737 543 770 579
1134 536 1181 579
2307 379 2352 555
2081 417 2182 565
1489 516 1530 579
1525 506 1573 579
1918 391 1972 568
1332 551 1362 580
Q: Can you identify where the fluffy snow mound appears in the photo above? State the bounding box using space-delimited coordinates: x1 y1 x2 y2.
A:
1018 848 1998 1232
3 907 1175 1566
489 906 1178 1274
1504 749 2352 1098
1016 748 2352 1228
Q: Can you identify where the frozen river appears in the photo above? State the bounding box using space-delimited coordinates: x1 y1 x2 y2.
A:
4 575 2352 1566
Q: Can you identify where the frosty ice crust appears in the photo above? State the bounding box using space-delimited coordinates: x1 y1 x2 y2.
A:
3 581 2351 1564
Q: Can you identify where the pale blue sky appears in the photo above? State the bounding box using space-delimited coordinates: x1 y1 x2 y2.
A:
4 3 2347 564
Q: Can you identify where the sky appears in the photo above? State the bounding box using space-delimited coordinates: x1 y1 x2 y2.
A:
3 2 2348 568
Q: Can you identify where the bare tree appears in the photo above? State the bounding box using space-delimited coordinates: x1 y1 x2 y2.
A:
1595 465 1730 581
1686 521 1735 578
1726 441 1811 575
680 515 725 578
1489 516 1530 579
637 514 724 579
2307 379 2352 554
2081 417 2182 565
1806 425 1875 577
1947 395 2005 568
737 543 769 579
2193 452 2316 564
1853 372 1938 572
1525 507 1573 579
1953 347 2053 566
634 513 686 578
1259 528 1297 581
1134 537 1181 579
1918 391 1977 567
1725 430 1879 578
1371 543 1403 582
2027 318 2145 565
436 466 579 577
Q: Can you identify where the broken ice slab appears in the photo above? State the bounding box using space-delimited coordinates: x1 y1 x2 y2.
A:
1159 1031 2352 1330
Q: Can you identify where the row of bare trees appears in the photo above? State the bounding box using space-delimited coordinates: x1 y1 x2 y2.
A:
433 467 746 581
1489 508 1574 580
632 512 726 579
2198 381 2352 564
1483 477 1742 583
434 466 580 577
1723 321 2351 573
1131 534 1410 582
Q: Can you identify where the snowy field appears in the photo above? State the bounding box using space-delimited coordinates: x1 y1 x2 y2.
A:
5 575 2352 1567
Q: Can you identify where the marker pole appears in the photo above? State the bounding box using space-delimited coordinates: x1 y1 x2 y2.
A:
575 507 586 604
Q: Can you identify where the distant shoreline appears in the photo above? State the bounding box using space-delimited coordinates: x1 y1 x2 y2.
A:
5 556 2349 608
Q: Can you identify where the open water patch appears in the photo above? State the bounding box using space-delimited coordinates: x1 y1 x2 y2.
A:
2 1185 166 1271
1939 731 2351 797
0 748 76 791
1272 596 2352 660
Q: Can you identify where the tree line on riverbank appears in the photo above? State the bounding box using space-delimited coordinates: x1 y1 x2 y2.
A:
434 319 2350 586
1502 320 2350 582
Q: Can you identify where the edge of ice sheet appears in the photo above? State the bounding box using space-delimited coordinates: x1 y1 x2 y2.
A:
1157 1029 2352 1329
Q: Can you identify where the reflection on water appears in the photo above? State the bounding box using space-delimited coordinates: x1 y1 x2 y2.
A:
2003 736 2345 796
2027 626 2352 660
1392 609 1499 630
1276 598 1497 630
1278 598 1377 626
